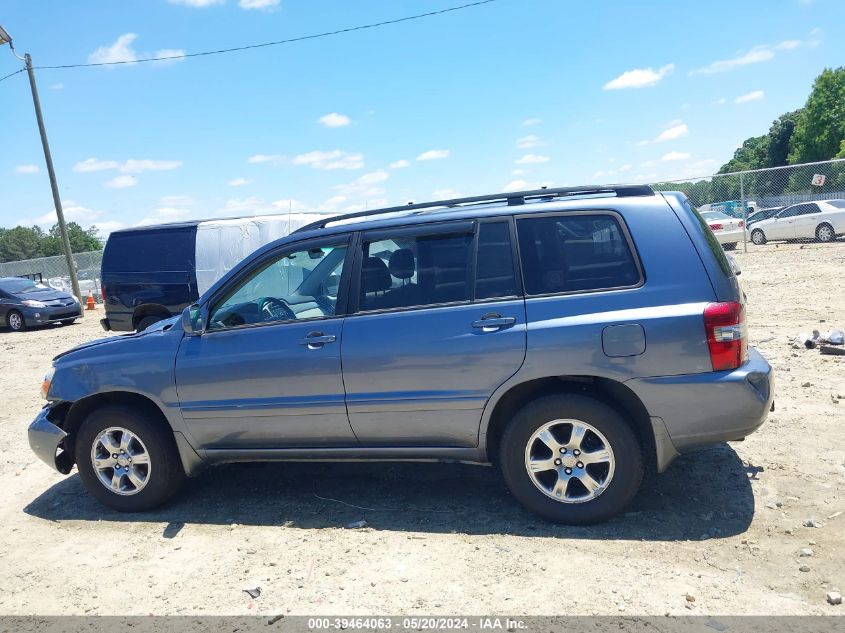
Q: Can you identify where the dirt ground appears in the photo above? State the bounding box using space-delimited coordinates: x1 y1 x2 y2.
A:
0 242 843 616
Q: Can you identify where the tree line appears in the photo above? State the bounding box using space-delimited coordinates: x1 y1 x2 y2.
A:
0 223 103 264
655 66 845 203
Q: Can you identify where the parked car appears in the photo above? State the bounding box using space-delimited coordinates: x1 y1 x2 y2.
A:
749 200 845 245
100 213 327 332
700 211 745 250
0 277 82 332
746 206 783 226
28 185 773 525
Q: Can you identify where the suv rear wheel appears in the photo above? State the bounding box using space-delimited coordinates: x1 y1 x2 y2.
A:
499 394 643 524
74 405 186 512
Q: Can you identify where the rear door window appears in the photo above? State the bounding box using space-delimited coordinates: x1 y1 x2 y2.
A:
103 226 197 272
516 214 641 295
475 221 518 300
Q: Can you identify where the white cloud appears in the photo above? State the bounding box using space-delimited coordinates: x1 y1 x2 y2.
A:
160 195 195 207
522 118 542 126
120 159 183 173
247 153 285 164
318 112 351 128
106 175 139 189
239 0 280 9
512 168 527 176
502 180 529 192
293 150 364 170
335 170 389 196
691 47 775 75
515 154 550 165
417 149 450 161
227 177 251 187
389 159 410 169
717 97 727 105
655 122 689 142
15 164 40 174
137 207 193 226
74 158 120 172
735 90 764 104
516 134 545 149
603 63 674 90
88 33 185 66
776 39 802 50
168 0 224 6
619 163 633 172
661 151 691 162
432 188 463 199
50 83 63 91
635 139 650 147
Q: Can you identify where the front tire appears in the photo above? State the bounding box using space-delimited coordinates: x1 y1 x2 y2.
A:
751 229 766 245
74 405 186 512
7 309 25 332
499 394 643 525
136 315 164 332
816 223 835 243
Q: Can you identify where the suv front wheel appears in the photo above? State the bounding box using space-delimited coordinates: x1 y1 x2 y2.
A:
74 405 186 512
499 394 643 524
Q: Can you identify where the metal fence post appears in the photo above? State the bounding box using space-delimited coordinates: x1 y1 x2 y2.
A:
740 172 747 253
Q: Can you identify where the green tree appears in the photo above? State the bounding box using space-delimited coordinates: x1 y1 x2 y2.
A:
0 226 44 263
788 67 845 163
40 222 103 256
765 110 802 167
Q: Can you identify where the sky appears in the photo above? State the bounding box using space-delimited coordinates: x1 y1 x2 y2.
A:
1 0 842 236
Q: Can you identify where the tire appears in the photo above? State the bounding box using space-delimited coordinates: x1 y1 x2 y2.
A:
751 229 766 245
499 394 643 525
61 319 78 326
723 242 737 251
6 309 25 332
816 223 835 243
136 315 164 332
74 405 186 512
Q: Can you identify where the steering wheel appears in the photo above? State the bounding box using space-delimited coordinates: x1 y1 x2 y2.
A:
258 297 296 322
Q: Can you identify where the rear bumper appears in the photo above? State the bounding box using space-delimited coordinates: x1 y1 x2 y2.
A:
713 228 746 245
28 407 73 474
627 347 774 453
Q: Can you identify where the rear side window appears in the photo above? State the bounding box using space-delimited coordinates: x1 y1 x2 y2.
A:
103 226 196 273
360 231 473 311
516 214 641 295
475 222 517 299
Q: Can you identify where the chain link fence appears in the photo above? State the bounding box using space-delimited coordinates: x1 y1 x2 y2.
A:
0 250 104 300
652 158 845 251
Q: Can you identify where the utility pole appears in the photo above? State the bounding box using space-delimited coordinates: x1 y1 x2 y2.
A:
1 27 81 303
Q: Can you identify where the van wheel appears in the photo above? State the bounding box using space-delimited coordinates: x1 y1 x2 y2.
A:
74 405 186 512
499 394 643 525
7 310 25 332
751 229 766 245
816 223 835 243
136 315 164 331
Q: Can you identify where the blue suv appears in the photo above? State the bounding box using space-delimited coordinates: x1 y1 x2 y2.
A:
28 185 774 524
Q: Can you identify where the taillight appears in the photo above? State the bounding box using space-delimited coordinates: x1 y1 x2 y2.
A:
738 220 744 228
709 223 723 231
703 302 748 371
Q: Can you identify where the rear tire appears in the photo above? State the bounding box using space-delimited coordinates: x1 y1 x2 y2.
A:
816 223 835 243
7 310 25 332
61 319 77 326
751 229 766 245
74 405 186 512
723 242 737 251
136 315 164 332
499 394 643 525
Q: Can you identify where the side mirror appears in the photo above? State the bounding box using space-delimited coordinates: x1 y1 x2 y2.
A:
182 304 204 336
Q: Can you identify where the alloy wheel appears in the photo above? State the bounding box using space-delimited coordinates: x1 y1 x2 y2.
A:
90 427 152 496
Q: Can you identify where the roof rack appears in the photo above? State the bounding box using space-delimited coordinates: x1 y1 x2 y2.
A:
295 184 655 233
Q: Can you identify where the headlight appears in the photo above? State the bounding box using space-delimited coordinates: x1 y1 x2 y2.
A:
41 368 55 400
22 299 47 308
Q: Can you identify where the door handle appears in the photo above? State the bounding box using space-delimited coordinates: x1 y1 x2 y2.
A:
471 313 516 330
298 332 336 348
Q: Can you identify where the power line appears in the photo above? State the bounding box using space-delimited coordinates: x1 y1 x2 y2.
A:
31 0 499 71
0 67 24 83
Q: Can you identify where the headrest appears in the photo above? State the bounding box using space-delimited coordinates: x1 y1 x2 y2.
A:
362 256 391 293
388 248 415 280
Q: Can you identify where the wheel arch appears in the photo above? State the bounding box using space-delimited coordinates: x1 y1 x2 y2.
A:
483 375 657 472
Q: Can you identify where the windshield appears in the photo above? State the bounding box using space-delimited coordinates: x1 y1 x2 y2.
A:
0 279 50 294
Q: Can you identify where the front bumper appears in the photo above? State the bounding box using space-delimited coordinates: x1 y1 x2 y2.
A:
627 347 774 453
28 407 73 474
23 304 83 326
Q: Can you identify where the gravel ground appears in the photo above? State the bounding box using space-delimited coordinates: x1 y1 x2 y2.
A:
0 242 843 616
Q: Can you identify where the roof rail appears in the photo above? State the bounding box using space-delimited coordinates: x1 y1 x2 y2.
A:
294 184 655 233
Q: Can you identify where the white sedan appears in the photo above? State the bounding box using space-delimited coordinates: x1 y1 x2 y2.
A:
749 200 845 245
701 211 745 250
